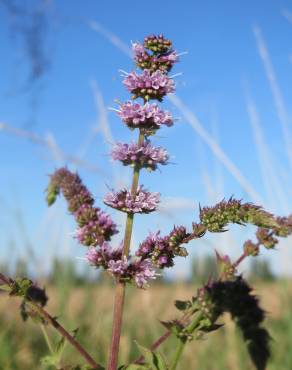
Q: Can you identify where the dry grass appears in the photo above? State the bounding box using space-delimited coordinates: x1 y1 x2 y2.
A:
0 280 292 369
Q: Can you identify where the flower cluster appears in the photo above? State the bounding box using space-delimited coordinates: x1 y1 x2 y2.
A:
143 34 172 54
85 244 156 288
117 101 173 135
136 226 190 268
132 42 178 73
104 186 160 214
273 215 292 236
47 168 118 247
199 197 278 232
46 34 179 289
243 215 292 256
111 141 169 171
123 69 175 101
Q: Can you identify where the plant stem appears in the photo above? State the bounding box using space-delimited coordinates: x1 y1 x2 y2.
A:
133 311 191 365
169 313 203 370
233 251 247 269
0 273 102 369
28 301 102 369
170 339 186 370
41 324 54 354
107 131 144 370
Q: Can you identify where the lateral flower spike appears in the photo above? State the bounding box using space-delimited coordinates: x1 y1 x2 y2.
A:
200 197 278 232
46 168 118 247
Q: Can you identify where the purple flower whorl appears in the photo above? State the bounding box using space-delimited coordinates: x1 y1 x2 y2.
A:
103 186 160 214
111 141 169 171
117 101 173 135
123 69 175 102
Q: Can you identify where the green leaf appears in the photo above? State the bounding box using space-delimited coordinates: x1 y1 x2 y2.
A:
122 365 149 370
174 300 191 311
135 342 155 368
40 354 59 366
54 336 66 358
160 320 182 337
46 184 59 206
134 342 168 370
153 352 168 370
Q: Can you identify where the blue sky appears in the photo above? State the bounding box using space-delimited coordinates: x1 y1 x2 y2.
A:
1 0 292 277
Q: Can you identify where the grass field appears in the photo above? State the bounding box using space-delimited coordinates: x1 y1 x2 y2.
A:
1 279 292 370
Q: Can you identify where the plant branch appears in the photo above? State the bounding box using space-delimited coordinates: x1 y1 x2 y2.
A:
0 273 102 370
133 245 252 365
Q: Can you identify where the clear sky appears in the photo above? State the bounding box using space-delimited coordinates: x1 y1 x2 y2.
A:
1 0 292 277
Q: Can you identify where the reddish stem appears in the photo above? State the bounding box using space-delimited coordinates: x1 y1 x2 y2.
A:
107 131 144 370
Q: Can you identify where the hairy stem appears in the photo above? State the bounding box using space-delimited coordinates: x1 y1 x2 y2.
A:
107 131 144 370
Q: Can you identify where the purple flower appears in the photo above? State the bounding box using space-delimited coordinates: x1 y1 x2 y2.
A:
123 69 175 101
111 141 169 171
85 242 123 268
132 259 157 288
132 42 146 57
104 186 160 214
85 247 104 266
117 101 173 134
85 243 157 288
108 258 129 275
132 42 178 73
136 226 189 268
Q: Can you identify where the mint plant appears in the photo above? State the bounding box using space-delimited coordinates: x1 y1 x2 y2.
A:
1 34 292 370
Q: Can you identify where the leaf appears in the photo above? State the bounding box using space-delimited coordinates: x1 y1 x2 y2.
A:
122 365 149 370
134 342 168 370
153 352 168 370
54 336 66 358
135 342 155 368
160 320 183 337
40 354 59 366
174 300 191 311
